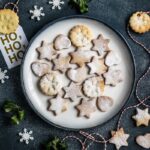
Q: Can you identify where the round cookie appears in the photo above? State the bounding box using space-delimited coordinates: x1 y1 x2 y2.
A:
54 34 71 50
69 25 93 47
83 76 104 98
129 11 150 33
97 96 113 112
39 72 62 96
0 9 19 34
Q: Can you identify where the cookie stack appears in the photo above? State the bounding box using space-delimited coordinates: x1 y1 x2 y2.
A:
31 25 123 119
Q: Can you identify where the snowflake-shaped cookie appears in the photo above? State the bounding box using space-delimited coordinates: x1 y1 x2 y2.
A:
19 128 34 144
49 0 64 10
29 5 45 21
0 68 9 84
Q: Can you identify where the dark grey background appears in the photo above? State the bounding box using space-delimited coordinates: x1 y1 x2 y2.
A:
0 0 150 149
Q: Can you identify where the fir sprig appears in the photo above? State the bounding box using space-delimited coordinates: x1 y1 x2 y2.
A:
69 0 91 13
3 100 25 125
45 137 67 150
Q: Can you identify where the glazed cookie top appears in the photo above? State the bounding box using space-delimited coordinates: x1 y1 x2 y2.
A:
83 76 104 98
129 11 150 33
0 9 19 34
69 25 93 47
39 72 63 96
54 34 71 50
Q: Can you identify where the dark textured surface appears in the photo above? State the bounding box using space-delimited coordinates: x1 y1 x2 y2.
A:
0 0 150 150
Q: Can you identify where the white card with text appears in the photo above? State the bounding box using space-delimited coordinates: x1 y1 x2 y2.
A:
0 25 28 69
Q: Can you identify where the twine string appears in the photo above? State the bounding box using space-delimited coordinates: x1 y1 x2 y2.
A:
62 135 85 150
127 25 150 54
135 66 150 108
4 0 20 13
80 131 107 150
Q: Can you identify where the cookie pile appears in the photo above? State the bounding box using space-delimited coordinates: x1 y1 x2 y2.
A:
31 25 123 119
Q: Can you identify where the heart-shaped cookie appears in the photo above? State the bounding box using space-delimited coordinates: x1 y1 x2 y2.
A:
136 133 150 149
31 62 50 77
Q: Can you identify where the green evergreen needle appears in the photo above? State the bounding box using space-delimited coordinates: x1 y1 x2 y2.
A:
11 115 20 125
3 100 25 125
45 137 67 150
69 0 90 13
18 110 25 121
3 101 19 112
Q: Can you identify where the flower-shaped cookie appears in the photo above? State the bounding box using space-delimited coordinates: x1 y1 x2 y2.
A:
83 76 104 98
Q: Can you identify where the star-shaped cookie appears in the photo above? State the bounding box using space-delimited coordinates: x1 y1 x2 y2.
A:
132 108 150 126
92 34 110 56
109 128 130 150
70 50 92 67
63 82 83 102
76 99 97 118
103 66 123 86
87 57 107 75
52 55 71 73
37 41 56 61
48 95 68 116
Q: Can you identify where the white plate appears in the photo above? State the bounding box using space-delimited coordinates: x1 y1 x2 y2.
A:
21 16 135 130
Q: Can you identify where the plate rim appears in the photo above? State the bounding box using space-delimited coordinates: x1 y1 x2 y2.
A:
21 15 136 131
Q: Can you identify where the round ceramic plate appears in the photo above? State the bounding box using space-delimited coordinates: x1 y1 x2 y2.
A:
21 16 135 130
